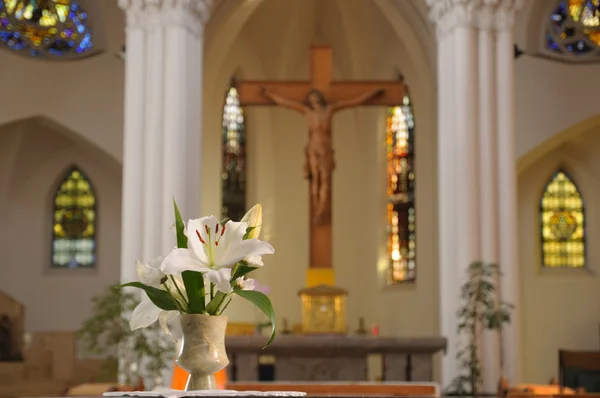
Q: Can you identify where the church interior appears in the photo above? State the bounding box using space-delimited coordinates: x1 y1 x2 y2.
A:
1 0 600 397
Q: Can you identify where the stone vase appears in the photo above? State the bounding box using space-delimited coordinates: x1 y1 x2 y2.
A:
176 314 229 391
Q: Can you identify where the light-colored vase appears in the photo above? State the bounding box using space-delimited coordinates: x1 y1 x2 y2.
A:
176 314 229 391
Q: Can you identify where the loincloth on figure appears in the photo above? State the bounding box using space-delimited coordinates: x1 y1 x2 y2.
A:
304 146 335 179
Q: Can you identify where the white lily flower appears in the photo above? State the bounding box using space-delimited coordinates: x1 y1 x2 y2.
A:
129 258 187 332
246 256 264 267
241 205 262 239
236 277 255 291
160 216 274 292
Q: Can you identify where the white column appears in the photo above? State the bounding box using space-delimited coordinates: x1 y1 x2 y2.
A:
143 3 165 261
119 0 211 386
427 0 480 387
161 2 207 254
120 0 145 283
477 2 500 392
436 20 458 390
453 5 481 279
496 0 522 385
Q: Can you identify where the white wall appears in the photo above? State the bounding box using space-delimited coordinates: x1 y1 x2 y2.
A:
0 118 122 332
518 126 600 383
0 0 125 162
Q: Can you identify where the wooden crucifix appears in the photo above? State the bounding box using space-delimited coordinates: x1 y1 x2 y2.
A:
237 45 405 272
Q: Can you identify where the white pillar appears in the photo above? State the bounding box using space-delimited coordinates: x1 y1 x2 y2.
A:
435 17 458 390
496 0 522 385
427 0 481 388
119 0 211 386
120 0 145 283
143 3 165 261
453 7 481 281
119 0 210 274
161 2 207 254
477 2 500 391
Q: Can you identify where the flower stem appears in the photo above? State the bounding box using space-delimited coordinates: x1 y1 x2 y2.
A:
169 275 189 308
210 282 215 301
162 282 185 312
218 298 233 315
215 293 232 315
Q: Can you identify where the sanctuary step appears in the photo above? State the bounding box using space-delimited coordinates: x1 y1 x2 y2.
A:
225 335 446 382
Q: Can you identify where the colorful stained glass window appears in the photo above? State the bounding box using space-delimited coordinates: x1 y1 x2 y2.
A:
546 0 600 58
221 84 247 222
52 167 96 268
540 170 585 268
387 93 416 283
0 0 93 58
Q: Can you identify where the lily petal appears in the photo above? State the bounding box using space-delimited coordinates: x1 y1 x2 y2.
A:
237 277 255 291
246 256 264 267
160 248 211 275
215 239 274 269
130 295 162 330
185 216 217 265
159 310 183 342
241 204 262 239
136 258 165 286
205 268 233 293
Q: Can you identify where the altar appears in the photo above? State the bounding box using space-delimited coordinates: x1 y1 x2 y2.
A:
225 335 446 382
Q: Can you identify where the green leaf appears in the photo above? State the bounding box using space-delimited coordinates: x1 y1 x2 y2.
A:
173 198 187 249
206 291 227 315
231 262 258 281
118 282 179 311
220 218 230 226
233 289 276 347
243 226 257 240
182 271 206 314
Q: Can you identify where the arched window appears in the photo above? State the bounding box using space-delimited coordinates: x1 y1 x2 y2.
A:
221 83 247 222
540 170 585 268
0 0 93 58
52 167 96 268
546 0 600 59
387 93 416 283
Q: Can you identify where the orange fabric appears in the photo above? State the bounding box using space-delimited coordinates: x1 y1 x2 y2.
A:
170 363 227 390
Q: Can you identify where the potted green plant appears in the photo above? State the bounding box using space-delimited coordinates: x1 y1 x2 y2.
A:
445 262 514 396
78 284 175 387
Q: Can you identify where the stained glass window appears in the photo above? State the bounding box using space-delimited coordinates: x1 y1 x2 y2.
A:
0 0 93 58
387 93 416 283
221 84 247 222
540 170 585 268
52 167 96 268
546 0 600 59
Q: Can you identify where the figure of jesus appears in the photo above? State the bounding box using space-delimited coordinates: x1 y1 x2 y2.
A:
261 87 383 224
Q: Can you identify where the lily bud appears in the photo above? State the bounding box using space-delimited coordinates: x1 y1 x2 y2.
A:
241 204 262 239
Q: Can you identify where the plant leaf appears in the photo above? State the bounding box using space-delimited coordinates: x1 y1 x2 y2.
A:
173 198 187 249
233 289 276 347
231 262 258 281
220 218 230 227
118 282 179 311
206 291 227 315
182 271 206 314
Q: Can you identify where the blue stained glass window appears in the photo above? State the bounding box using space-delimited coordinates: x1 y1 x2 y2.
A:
546 0 600 59
221 83 247 221
0 0 93 58
52 167 96 268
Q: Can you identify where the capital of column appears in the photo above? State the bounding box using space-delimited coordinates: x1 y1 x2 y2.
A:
476 0 498 31
119 0 213 35
495 0 523 31
427 0 482 39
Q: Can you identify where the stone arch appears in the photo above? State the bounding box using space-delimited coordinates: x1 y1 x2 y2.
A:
0 116 121 331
